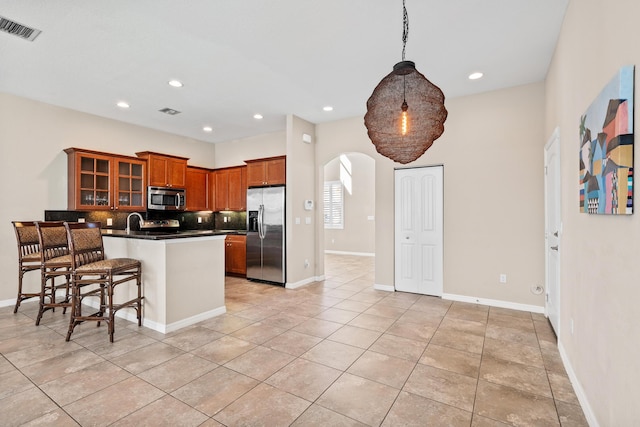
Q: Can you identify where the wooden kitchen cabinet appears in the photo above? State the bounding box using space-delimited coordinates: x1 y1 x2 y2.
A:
245 156 286 187
185 166 210 211
211 166 246 211
225 234 246 276
115 158 146 210
136 151 188 188
65 148 146 211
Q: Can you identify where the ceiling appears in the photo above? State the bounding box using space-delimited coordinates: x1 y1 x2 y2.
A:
0 0 568 144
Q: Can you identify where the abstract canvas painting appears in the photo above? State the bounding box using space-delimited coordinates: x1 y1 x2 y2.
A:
580 65 635 214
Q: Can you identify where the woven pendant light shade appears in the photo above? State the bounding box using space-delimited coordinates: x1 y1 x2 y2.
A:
365 61 448 164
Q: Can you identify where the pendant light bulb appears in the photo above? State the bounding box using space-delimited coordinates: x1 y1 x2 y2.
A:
401 100 409 135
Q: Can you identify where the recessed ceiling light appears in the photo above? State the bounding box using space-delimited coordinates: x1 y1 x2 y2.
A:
323 106 334 112
468 72 484 80
253 114 263 120
203 126 213 132
116 101 130 109
168 79 183 88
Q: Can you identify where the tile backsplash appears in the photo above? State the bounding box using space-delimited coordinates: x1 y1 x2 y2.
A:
213 211 246 230
44 210 246 231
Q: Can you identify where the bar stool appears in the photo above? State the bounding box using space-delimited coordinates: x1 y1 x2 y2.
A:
64 221 143 342
34 221 72 326
11 221 41 313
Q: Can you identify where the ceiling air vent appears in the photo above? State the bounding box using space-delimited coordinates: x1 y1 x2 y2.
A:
159 108 181 115
0 16 41 41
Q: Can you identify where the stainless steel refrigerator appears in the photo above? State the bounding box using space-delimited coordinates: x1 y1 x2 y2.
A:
246 186 285 285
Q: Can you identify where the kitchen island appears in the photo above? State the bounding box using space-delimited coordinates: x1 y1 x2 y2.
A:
102 230 227 333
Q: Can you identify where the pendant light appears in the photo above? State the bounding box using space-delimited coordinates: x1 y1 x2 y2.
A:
364 0 448 164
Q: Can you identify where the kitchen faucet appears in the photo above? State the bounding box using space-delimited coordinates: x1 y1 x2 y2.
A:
126 212 143 233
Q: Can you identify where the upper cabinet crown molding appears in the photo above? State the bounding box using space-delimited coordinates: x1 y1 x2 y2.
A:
134 151 190 162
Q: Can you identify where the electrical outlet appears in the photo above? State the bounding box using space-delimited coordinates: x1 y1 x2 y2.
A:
197 217 202 223
106 218 113 226
78 218 85 223
304 259 309 268
499 274 507 283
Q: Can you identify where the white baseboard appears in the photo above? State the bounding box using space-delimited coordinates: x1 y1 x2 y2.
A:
83 298 226 334
374 284 394 292
558 341 599 427
145 306 227 334
1 290 68 309
286 276 322 289
0 298 19 308
324 250 375 257
442 293 545 314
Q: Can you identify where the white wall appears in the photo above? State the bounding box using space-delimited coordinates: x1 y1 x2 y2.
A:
286 115 317 286
213 131 285 168
545 0 640 424
323 153 375 255
0 92 216 303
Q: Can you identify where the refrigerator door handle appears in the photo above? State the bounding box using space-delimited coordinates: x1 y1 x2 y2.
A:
258 204 265 239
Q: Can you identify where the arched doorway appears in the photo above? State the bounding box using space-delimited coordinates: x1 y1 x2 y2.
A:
322 153 376 283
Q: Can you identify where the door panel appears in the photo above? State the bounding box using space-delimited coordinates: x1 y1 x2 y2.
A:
395 166 443 296
421 244 435 281
400 243 415 281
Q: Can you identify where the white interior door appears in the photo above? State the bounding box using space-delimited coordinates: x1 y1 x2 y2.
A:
395 166 443 296
544 128 561 334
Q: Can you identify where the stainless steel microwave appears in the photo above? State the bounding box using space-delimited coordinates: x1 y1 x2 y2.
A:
147 186 186 211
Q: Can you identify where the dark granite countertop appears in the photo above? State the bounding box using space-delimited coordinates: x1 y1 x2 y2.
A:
102 229 246 240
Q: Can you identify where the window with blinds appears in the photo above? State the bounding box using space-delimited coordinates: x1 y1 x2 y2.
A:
324 180 344 229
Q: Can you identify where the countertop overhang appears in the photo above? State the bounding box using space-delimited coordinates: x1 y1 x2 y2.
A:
102 229 246 240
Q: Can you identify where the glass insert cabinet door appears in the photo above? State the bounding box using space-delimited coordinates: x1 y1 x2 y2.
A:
79 154 111 209
115 159 145 210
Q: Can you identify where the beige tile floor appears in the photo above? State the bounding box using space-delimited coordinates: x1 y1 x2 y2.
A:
0 254 588 426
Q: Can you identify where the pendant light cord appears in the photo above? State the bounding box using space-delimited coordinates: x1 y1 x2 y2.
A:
402 0 409 61
402 0 409 104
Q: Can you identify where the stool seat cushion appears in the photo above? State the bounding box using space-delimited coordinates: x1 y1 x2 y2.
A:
22 252 42 263
76 258 141 273
43 254 72 268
